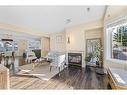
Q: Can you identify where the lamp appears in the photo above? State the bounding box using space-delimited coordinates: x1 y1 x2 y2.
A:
67 37 70 44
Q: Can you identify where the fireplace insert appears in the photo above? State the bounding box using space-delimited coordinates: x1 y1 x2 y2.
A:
68 53 82 67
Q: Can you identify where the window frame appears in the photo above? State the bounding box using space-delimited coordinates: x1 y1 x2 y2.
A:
105 15 127 63
28 40 41 50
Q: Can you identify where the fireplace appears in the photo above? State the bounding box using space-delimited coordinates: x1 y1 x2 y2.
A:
68 53 82 67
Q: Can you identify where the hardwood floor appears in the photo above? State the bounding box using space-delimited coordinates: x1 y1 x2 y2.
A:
10 66 108 89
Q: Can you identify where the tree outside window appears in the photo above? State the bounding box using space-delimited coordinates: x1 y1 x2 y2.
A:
112 25 127 60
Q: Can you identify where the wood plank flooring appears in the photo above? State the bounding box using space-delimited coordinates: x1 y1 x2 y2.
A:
10 66 108 89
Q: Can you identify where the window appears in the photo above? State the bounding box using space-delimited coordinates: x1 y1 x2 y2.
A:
4 41 13 52
14 41 18 51
106 16 127 61
0 41 4 52
112 25 127 60
28 40 41 50
0 41 18 52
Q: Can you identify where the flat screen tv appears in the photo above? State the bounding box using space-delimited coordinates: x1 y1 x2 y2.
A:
32 49 41 59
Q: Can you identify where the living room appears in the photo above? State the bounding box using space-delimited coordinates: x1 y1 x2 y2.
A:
0 5 127 90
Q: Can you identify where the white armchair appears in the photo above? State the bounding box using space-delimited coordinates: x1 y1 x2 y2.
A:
50 54 66 72
26 51 37 63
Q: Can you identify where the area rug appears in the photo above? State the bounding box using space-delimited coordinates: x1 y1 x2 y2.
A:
16 63 60 81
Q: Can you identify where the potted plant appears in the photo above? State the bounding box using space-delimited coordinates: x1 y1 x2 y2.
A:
85 53 93 63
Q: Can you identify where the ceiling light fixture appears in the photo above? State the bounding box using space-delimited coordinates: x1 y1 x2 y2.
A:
66 19 71 24
87 7 90 12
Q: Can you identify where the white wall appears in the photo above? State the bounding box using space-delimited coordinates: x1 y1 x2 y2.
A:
17 40 28 56
66 29 85 51
66 20 103 51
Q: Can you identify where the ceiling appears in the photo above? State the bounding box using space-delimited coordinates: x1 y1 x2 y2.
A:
105 6 127 21
0 6 106 34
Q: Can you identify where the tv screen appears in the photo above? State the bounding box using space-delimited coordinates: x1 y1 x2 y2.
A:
32 49 41 59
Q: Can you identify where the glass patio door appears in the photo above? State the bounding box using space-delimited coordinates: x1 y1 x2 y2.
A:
86 38 102 67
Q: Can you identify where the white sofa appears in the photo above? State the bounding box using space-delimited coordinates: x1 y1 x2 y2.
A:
47 51 66 72
47 51 65 61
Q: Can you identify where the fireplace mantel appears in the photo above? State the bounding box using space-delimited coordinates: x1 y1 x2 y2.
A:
67 50 84 53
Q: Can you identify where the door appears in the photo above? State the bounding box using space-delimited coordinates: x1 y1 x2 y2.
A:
86 38 102 67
